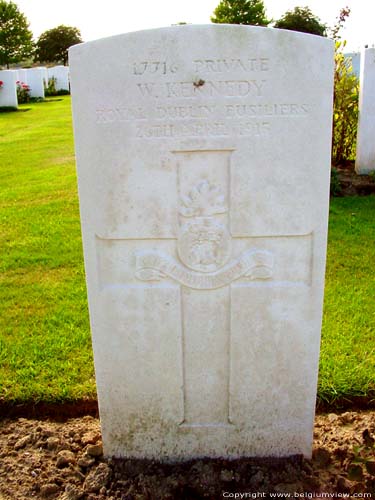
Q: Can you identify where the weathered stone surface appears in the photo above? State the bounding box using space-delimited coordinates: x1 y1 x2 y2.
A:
356 47 375 174
70 25 334 461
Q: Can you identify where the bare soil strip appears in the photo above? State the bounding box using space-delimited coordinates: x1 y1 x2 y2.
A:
0 411 374 499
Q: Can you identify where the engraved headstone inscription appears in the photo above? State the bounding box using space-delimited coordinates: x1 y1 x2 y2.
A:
69 25 334 461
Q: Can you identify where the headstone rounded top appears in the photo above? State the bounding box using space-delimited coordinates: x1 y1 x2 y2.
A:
70 23 333 58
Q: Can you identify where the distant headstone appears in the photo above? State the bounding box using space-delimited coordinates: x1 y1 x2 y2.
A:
344 52 360 78
356 48 375 174
70 25 334 461
48 65 69 91
26 68 45 98
37 66 49 88
18 69 28 84
0 70 18 108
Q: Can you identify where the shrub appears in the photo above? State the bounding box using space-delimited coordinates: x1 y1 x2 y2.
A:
331 44 359 166
55 88 70 96
330 167 342 197
274 6 326 36
44 76 57 96
16 80 30 103
44 76 70 96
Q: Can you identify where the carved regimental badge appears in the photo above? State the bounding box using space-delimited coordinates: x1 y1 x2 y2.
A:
135 152 274 289
178 180 231 273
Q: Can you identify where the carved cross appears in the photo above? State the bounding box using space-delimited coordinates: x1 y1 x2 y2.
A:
98 149 312 428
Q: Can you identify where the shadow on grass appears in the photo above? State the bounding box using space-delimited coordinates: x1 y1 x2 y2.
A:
0 99 65 113
0 107 31 113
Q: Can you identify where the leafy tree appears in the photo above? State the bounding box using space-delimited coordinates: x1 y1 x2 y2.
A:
35 25 82 65
211 0 270 26
274 6 326 36
0 0 34 68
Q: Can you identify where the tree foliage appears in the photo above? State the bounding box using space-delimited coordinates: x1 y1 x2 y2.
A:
35 25 82 65
0 0 34 68
274 6 326 36
211 0 270 26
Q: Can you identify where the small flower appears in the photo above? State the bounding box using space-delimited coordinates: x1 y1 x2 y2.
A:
16 80 30 103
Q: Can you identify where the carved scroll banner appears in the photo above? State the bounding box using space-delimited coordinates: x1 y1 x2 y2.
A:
135 249 273 289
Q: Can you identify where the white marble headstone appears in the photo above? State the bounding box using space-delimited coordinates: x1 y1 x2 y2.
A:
48 65 69 91
25 68 45 98
17 68 28 84
70 25 334 461
356 48 375 174
0 70 18 108
36 66 49 88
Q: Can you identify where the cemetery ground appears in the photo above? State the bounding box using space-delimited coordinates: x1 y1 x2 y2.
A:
0 97 374 497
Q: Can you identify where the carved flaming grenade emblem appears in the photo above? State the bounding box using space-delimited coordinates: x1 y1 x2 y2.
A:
179 180 226 217
178 180 231 273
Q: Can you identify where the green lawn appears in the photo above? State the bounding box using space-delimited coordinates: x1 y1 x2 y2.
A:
0 98 94 402
320 196 375 404
0 97 374 406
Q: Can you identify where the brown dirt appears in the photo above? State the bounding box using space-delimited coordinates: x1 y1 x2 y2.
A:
0 411 374 499
334 161 375 196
